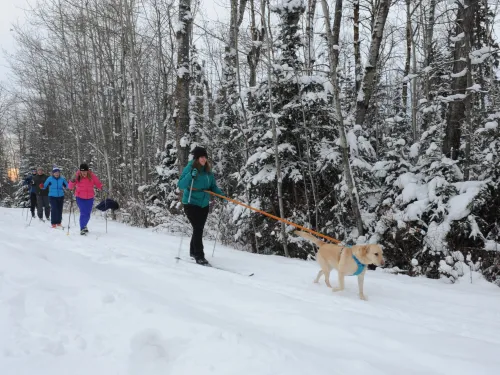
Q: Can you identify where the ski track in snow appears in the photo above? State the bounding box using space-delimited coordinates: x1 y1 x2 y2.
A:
1 208 499 375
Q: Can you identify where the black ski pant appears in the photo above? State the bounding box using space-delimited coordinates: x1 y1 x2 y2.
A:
184 204 210 260
29 192 37 216
37 195 50 220
49 197 64 225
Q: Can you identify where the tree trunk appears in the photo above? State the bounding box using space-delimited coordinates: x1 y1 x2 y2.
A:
353 0 361 93
423 0 436 100
305 0 317 73
402 0 411 112
321 0 364 236
443 0 479 160
354 0 391 127
247 0 264 106
174 0 192 173
411 28 418 141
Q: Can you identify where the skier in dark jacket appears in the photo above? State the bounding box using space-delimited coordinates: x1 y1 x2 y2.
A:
32 167 50 221
22 169 37 218
178 146 223 265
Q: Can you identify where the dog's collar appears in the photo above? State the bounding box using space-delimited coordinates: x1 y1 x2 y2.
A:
351 254 366 276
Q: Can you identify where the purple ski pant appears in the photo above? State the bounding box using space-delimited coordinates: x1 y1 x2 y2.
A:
76 197 94 230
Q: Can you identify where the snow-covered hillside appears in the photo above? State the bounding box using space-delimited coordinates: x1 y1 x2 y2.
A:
1 207 499 375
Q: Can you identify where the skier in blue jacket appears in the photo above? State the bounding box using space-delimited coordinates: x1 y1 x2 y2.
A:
178 146 223 265
42 167 68 228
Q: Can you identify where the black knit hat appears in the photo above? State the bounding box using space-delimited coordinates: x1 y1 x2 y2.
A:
80 163 89 171
191 146 208 160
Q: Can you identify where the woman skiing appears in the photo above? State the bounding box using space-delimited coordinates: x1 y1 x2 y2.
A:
42 167 68 228
178 146 223 265
68 163 103 235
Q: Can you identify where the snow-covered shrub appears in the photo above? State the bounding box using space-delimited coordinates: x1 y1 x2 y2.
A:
447 182 500 285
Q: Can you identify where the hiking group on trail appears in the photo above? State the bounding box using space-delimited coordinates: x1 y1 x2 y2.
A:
22 146 222 265
23 164 105 235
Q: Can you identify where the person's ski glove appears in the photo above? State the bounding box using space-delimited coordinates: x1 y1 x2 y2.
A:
191 169 198 178
39 184 44 189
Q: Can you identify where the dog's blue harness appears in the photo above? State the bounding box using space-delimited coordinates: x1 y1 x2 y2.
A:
351 254 366 276
342 245 366 276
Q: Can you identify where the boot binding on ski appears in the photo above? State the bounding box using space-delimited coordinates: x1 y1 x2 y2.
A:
195 257 210 266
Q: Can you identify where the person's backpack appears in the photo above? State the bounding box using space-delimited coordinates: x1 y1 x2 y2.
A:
96 198 119 211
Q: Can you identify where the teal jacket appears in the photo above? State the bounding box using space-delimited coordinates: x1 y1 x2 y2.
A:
178 160 223 207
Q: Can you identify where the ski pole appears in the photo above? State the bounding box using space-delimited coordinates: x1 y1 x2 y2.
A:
176 235 184 263
188 178 194 203
25 204 29 221
104 190 108 234
67 194 74 235
212 205 224 257
178 176 194 261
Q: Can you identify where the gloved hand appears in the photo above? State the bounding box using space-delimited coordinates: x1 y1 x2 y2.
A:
191 168 198 178
39 184 44 189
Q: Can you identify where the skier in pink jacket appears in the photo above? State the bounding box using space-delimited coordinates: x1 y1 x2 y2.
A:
68 163 104 235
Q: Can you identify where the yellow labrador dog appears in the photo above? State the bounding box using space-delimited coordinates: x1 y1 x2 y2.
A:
295 231 384 300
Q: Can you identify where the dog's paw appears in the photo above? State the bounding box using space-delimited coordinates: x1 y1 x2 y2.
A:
313 280 319 284
359 294 368 301
332 287 343 293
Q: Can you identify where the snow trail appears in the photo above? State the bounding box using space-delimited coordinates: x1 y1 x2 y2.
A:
1 207 499 374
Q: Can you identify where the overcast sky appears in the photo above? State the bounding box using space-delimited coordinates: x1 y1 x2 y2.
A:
0 0 29 83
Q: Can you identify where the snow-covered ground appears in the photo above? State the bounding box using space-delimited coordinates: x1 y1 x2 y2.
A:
1 207 499 375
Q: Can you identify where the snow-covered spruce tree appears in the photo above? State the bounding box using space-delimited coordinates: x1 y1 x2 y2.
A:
373 123 464 280
11 178 27 208
235 0 337 257
11 170 28 208
420 35 452 133
372 116 413 257
439 0 500 283
145 48 211 229
145 141 179 227
0 161 15 207
446 92 500 285
369 0 500 284
446 179 500 286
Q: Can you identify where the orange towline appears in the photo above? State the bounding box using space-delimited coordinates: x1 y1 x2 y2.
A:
198 189 342 244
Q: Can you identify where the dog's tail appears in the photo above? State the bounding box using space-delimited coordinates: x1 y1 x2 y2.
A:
295 230 325 247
